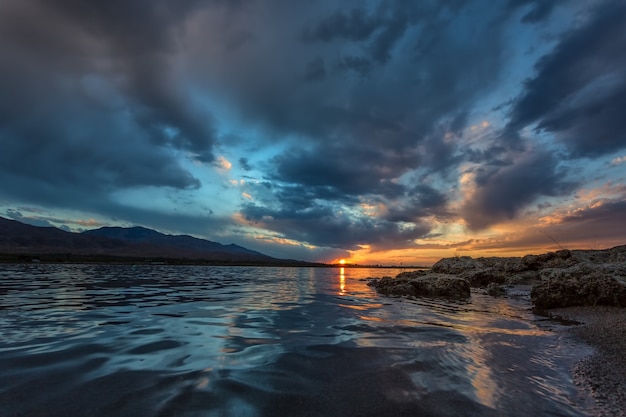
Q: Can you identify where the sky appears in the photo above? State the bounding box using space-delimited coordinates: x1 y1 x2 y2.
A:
1 0 625 265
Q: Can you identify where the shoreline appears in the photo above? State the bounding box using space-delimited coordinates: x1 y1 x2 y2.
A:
547 306 626 417
367 244 626 416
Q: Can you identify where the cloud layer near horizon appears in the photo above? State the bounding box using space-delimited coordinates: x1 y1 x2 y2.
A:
1 0 625 261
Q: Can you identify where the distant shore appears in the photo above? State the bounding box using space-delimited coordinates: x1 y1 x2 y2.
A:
0 252 431 268
0 252 322 267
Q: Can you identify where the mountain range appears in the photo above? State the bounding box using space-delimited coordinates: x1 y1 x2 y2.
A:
0 216 293 264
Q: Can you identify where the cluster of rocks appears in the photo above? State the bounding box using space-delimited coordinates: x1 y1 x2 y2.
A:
367 245 626 309
368 271 471 300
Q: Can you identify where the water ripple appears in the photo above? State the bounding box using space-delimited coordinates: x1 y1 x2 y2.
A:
0 264 592 416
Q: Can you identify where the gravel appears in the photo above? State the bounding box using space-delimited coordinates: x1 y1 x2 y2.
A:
549 306 626 417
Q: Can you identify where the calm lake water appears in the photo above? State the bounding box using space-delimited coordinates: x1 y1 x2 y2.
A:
0 264 593 416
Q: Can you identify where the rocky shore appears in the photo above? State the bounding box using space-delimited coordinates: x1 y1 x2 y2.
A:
368 245 626 308
550 306 626 417
367 244 626 416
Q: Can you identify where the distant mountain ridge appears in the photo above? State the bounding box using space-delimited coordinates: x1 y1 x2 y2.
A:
0 216 280 263
83 226 268 258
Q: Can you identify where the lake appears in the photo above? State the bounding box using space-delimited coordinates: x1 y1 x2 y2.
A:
0 264 593 416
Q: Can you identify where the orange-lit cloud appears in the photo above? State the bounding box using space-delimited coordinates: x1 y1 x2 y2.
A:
229 179 245 186
253 234 315 248
336 186 625 266
611 155 626 166
73 218 105 227
469 120 491 131
215 156 232 171
359 201 388 218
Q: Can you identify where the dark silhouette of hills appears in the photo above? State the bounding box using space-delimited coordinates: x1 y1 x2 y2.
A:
83 226 269 259
0 216 129 253
0 216 305 264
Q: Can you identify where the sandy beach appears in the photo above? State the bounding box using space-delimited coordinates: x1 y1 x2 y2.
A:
549 306 626 417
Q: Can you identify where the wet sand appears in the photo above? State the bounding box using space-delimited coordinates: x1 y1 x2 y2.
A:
549 306 626 417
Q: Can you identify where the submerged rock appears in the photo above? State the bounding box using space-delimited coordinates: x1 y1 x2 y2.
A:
368 273 470 300
486 282 506 297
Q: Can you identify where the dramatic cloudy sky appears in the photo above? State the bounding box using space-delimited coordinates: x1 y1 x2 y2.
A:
1 0 625 264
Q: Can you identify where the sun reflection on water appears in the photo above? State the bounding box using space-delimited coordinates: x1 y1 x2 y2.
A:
339 267 346 295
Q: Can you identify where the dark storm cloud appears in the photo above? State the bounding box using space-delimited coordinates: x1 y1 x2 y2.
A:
466 143 513 167
562 199 626 225
554 198 626 242
259 122 461 244
272 145 410 200
197 0 555 248
0 108 200 191
209 0 508 152
302 7 383 43
239 201 430 250
507 0 561 23
241 150 449 249
385 185 450 223
3 0 618 257
0 0 213 208
239 158 253 172
303 57 327 82
336 56 374 78
272 185 359 212
461 151 576 230
485 194 626 251
5 209 55 228
303 2 416 65
505 1 626 157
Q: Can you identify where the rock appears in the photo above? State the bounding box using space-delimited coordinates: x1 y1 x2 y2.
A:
395 270 429 279
531 264 626 309
370 245 626 308
460 267 506 287
522 254 541 270
501 258 528 273
369 273 470 300
606 245 626 262
409 274 471 299
367 276 412 296
505 270 541 285
475 257 524 272
431 256 481 274
574 245 626 264
535 249 580 269
429 249 593 288
486 282 506 297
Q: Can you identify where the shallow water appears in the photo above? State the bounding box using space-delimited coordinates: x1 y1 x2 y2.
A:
0 264 592 416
